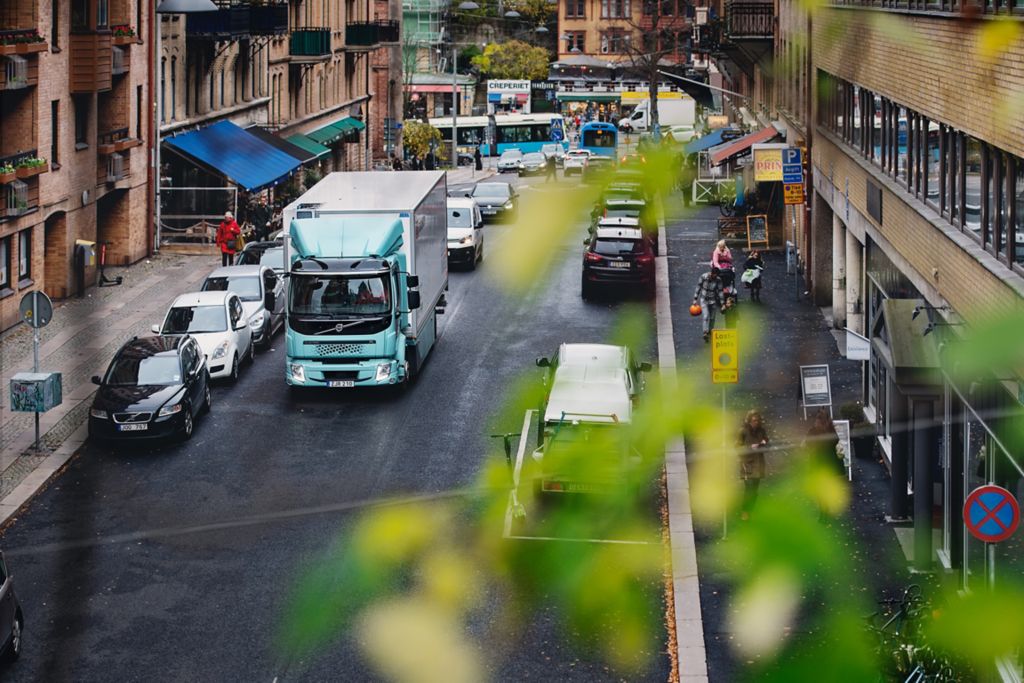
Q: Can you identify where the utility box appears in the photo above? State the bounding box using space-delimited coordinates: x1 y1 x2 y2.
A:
9 372 63 412
75 239 97 267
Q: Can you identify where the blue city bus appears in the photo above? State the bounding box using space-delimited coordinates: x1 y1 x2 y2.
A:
579 122 618 158
431 114 568 159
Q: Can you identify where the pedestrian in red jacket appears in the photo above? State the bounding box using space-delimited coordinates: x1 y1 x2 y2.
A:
216 211 241 267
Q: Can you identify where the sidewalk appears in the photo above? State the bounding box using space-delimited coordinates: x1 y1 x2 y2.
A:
664 203 906 681
0 252 218 507
446 165 495 186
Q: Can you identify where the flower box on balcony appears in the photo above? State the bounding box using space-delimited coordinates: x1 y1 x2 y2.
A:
97 142 117 155
112 34 134 46
15 162 47 179
114 137 138 152
0 170 15 184
15 42 47 55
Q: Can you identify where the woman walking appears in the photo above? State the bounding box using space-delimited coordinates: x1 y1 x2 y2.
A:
216 211 241 267
736 410 769 520
712 240 735 291
742 250 764 302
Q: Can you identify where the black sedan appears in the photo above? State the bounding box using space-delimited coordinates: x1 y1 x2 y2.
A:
88 335 211 443
470 182 519 223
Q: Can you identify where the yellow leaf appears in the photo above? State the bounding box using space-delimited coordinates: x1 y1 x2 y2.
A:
977 19 1020 63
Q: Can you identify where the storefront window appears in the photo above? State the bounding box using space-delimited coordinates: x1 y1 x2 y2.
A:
1015 159 1024 265
965 137 983 236
927 122 941 208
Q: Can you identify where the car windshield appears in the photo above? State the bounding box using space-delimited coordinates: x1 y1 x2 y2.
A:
259 248 284 270
605 208 641 218
202 275 261 302
594 239 644 256
523 153 545 164
473 184 511 199
162 305 228 334
448 207 474 228
290 274 392 317
500 151 522 161
105 353 182 386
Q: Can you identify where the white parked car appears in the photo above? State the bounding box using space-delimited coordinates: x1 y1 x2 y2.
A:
497 149 524 173
154 291 254 381
446 196 484 270
201 265 285 349
563 149 592 176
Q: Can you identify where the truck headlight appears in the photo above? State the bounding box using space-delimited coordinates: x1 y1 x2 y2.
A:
459 235 474 245
211 341 229 360
289 363 305 382
248 313 263 329
375 363 392 382
158 402 183 417
90 408 108 420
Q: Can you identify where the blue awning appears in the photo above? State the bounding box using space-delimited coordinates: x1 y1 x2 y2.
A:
685 128 731 155
164 121 301 192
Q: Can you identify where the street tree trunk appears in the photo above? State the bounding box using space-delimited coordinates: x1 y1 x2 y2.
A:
648 70 659 135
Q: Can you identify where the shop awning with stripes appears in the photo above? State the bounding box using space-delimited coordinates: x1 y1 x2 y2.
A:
285 133 331 160
708 125 781 166
246 126 320 163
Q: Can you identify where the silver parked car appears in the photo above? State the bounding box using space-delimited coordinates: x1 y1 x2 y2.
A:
497 149 524 173
201 265 285 350
0 552 23 663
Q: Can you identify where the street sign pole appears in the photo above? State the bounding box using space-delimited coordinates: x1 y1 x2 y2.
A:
712 329 739 538
32 290 40 448
722 383 727 539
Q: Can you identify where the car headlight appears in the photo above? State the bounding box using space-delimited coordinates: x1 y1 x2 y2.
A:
158 403 183 417
289 363 306 382
211 340 229 360
503 201 513 209
248 312 263 329
90 408 108 419
375 363 392 382
459 235 474 245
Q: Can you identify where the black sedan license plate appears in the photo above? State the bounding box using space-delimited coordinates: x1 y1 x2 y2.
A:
609 261 630 269
118 423 148 432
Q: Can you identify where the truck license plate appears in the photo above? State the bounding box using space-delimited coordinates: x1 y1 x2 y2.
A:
609 261 630 269
118 423 148 432
328 380 355 388
482 209 496 215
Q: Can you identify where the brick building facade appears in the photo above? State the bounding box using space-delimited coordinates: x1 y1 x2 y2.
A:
0 0 151 331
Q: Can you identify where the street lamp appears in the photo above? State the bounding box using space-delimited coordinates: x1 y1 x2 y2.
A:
154 0 217 252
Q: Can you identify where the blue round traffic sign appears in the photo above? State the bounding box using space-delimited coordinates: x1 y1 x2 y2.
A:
964 485 1020 543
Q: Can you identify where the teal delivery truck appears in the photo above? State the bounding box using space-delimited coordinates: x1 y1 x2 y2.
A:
281 171 448 388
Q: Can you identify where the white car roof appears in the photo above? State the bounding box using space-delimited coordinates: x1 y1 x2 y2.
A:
545 366 632 424
170 290 232 307
596 222 642 239
558 343 630 368
447 196 477 210
206 265 263 278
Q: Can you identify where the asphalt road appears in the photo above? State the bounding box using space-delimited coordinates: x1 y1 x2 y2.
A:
0 169 669 681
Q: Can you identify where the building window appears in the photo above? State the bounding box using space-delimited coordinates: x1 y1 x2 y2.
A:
601 0 630 18
50 100 60 166
136 85 143 139
51 0 60 47
97 0 109 29
0 237 9 290
965 136 982 235
220 69 225 107
74 95 89 148
71 0 89 31
566 31 585 52
566 0 586 17
160 58 166 123
18 230 31 282
600 29 630 53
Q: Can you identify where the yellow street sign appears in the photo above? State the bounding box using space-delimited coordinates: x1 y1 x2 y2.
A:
784 182 805 205
712 329 738 384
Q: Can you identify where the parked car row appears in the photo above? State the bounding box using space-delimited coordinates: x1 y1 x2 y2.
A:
495 145 569 177
88 263 286 444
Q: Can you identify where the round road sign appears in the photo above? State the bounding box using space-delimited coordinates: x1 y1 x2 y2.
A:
19 291 53 329
964 485 1020 543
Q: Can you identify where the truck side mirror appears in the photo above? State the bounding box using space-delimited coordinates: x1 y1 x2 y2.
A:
536 357 550 368
407 275 420 288
407 290 421 310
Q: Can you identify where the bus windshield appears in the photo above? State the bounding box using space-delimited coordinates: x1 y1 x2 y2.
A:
583 129 617 148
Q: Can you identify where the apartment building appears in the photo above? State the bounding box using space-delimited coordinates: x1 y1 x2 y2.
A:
157 1 399 238
0 0 151 330
557 0 692 64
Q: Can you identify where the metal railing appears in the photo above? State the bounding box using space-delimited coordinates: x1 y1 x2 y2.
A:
346 20 401 46
98 127 130 148
290 27 332 57
724 1 774 38
186 5 251 39
249 3 288 35
0 149 36 169
829 0 1022 12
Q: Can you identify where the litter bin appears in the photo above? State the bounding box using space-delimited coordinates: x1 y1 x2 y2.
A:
74 239 96 297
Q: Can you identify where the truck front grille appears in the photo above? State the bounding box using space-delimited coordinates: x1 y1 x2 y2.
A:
322 371 361 381
314 342 368 356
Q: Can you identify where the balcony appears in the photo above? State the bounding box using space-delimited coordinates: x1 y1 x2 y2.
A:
249 3 289 35
186 5 251 40
0 151 41 220
0 29 48 56
110 25 136 45
290 28 332 61
97 128 141 156
69 31 112 93
0 53 38 89
111 45 130 75
345 21 400 49
724 1 774 40
0 150 48 184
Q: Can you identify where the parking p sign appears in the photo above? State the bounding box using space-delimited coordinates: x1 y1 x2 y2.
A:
782 148 803 184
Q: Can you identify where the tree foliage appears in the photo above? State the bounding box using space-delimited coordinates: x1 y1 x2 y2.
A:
402 121 444 160
471 40 549 80
506 0 555 27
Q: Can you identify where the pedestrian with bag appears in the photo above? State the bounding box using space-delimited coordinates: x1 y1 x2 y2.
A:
742 250 764 302
737 410 769 520
216 211 241 267
692 266 728 342
711 239 735 291
474 147 483 171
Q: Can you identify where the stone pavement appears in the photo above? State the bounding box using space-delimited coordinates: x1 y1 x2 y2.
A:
0 252 218 509
445 165 496 186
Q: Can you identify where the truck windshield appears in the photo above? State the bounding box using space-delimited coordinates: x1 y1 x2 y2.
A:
290 274 392 317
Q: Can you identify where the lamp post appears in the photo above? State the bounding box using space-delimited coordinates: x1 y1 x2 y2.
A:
454 1 480 170
153 0 217 252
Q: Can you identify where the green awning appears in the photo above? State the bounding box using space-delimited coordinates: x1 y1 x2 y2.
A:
285 134 330 160
341 117 365 131
307 122 347 145
556 92 621 102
